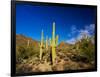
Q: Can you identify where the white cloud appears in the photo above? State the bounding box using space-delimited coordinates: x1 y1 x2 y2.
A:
66 24 95 44
78 24 95 39
85 24 95 34
66 38 76 44
79 29 90 37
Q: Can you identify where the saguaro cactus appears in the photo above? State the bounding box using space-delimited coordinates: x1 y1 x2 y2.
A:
56 35 59 46
51 22 56 65
27 40 30 47
40 30 44 60
46 36 48 51
39 22 59 64
49 38 51 46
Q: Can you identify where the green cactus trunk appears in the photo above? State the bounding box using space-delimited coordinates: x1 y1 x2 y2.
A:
46 36 48 51
40 30 44 60
49 38 51 47
40 47 42 60
27 40 30 47
51 22 56 65
56 35 58 46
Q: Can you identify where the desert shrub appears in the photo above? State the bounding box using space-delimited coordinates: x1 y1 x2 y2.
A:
70 54 89 63
16 46 26 63
76 36 95 63
16 45 40 64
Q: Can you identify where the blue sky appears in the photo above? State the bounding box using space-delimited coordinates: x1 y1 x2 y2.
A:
16 3 96 44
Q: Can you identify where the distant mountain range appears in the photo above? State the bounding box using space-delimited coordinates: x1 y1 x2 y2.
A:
16 34 72 48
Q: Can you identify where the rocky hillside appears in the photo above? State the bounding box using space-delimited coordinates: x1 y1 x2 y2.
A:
16 34 95 73
16 34 39 47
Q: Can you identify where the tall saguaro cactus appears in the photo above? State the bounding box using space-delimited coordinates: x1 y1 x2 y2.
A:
51 22 56 65
40 30 44 60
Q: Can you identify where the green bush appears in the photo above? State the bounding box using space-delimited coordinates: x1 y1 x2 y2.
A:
16 45 39 64
76 36 95 63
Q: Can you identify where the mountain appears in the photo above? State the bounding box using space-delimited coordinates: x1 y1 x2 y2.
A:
16 34 39 47
58 41 71 48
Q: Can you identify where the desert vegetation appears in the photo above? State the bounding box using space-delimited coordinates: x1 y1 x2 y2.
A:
16 22 95 73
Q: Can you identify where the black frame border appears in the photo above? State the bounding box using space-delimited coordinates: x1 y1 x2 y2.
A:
11 0 97 76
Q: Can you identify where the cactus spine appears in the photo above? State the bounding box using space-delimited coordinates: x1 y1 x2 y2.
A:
40 30 44 60
51 22 56 65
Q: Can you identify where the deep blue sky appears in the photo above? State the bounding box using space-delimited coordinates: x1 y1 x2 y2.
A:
16 3 96 44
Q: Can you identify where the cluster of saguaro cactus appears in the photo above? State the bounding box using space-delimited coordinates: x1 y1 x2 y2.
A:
39 22 58 65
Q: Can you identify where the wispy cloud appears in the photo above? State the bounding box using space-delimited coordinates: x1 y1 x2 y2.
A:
66 38 76 44
85 24 95 35
67 25 78 38
78 24 95 39
66 24 95 44
71 25 78 34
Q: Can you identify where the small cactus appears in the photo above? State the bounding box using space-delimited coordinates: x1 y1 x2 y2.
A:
46 36 48 51
27 40 30 47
